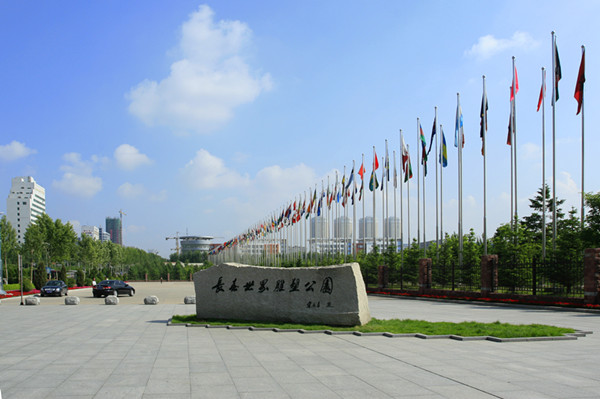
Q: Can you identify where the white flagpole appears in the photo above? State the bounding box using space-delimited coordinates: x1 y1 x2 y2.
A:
407 143 411 248
435 107 439 256
580 45 586 230
440 125 444 244
352 159 357 258
422 125 427 256
399 130 405 261
343 165 347 261
541 67 547 259
393 150 398 252
385 139 390 253
362 153 366 253
551 31 557 252
372 146 377 253
416 118 421 251
512 56 518 220
482 75 488 255
457 93 463 266
381 155 385 253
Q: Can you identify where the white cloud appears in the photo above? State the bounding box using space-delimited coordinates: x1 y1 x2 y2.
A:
127 4 272 134
0 141 36 162
182 149 249 189
114 144 152 170
466 31 538 60
53 153 103 198
117 182 146 199
521 142 540 160
150 190 168 202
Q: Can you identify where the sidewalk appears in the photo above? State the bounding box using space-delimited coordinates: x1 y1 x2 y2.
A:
1 291 599 398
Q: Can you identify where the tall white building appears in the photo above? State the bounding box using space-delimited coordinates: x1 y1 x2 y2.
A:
81 225 100 241
334 216 352 239
310 216 329 239
7 176 46 244
358 217 378 239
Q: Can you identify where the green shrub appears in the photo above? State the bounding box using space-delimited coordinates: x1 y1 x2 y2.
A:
66 278 76 288
76 269 85 287
23 278 35 292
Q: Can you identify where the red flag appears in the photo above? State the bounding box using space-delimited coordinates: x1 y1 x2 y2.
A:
510 65 519 102
537 75 545 112
374 151 379 170
358 162 365 180
574 47 585 115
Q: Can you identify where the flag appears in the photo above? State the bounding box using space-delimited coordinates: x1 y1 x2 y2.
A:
440 127 448 167
426 116 436 157
393 159 398 188
575 47 585 115
346 167 354 189
401 136 413 182
384 148 390 181
358 162 365 180
420 123 428 176
537 72 546 112
374 151 379 170
455 101 464 148
507 109 513 146
359 180 364 200
480 89 488 156
553 41 562 104
381 157 385 191
369 171 379 191
510 65 519 102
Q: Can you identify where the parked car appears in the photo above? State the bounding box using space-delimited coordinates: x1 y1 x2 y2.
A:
92 280 135 297
40 280 68 297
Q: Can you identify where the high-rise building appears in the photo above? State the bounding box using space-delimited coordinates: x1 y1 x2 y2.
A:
81 225 100 241
334 216 352 239
358 217 377 239
310 216 329 239
7 176 46 244
99 228 111 242
105 217 122 245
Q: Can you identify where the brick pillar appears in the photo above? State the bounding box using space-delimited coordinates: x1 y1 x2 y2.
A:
145 273 148 282
419 258 432 294
190 273 193 282
378 265 389 289
167 273 170 282
481 255 498 296
584 248 600 305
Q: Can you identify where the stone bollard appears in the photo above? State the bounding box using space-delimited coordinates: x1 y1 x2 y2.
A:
144 296 159 305
65 296 80 305
184 296 196 304
25 296 40 306
105 295 119 305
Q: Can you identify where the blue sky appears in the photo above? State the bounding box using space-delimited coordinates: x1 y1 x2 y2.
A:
1 1 598 257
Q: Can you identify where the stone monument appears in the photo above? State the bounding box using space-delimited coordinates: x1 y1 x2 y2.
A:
193 262 371 326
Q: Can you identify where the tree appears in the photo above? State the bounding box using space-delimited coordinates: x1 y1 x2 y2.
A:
1 215 19 283
59 265 67 282
583 192 600 247
33 262 47 289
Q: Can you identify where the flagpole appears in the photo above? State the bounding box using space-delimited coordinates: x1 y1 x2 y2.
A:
552 31 557 253
381 155 385 254
385 139 390 254
372 146 377 253
393 150 398 252
435 107 439 257
482 75 488 255
362 153 366 254
344 165 348 262
422 131 427 257
456 93 463 267
541 67 547 260
417 118 421 251
512 56 518 220
399 130 404 261
352 160 357 259
407 144 411 248
440 125 444 245
580 45 585 230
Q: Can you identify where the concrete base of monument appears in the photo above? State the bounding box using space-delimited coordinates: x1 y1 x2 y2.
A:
194 263 371 326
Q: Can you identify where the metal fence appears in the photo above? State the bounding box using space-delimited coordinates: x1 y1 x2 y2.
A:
496 259 584 297
430 262 481 292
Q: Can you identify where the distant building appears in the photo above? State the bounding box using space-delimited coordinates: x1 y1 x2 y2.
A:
334 216 352 239
99 228 111 242
358 217 377 239
105 217 122 245
180 236 213 254
310 216 329 239
81 225 99 240
6 176 46 244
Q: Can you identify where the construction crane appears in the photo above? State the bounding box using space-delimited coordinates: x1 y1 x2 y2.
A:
165 232 181 256
119 209 127 245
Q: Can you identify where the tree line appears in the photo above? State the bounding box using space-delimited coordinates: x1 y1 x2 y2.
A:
0 213 210 289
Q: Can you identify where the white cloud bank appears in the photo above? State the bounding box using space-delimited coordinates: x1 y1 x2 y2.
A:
127 4 272 134
0 141 36 162
114 144 152 170
466 31 538 60
183 149 249 189
53 153 103 198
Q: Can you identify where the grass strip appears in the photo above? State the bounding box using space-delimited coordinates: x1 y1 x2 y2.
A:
171 315 574 338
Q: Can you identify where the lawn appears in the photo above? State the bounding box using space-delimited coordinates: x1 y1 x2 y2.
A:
171 315 574 338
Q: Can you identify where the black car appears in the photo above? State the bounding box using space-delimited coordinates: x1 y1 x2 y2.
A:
40 280 68 297
93 280 135 297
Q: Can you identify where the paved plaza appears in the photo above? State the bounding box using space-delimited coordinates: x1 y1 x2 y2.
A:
1 282 600 398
